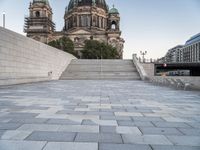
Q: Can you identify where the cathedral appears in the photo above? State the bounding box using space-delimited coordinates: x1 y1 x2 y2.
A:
24 0 124 58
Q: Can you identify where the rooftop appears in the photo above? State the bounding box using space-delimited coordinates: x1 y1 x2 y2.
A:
185 33 200 46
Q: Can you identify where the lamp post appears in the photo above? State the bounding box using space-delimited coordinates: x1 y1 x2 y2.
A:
140 51 147 62
3 11 5 28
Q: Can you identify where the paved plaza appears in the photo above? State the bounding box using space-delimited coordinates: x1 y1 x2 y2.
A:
0 80 200 150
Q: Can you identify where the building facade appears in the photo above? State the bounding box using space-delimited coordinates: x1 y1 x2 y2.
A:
181 33 200 62
164 45 183 63
163 33 200 63
24 0 124 58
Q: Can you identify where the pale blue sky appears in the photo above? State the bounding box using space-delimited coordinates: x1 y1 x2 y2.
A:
0 0 200 59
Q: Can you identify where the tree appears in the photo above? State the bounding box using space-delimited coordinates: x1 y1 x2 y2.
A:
48 37 78 58
82 40 120 59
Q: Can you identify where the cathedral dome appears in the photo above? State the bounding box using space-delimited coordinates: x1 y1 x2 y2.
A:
33 0 49 5
67 0 108 11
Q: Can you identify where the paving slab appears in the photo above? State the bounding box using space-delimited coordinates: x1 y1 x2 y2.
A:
99 143 152 150
151 145 200 150
43 142 98 150
166 135 200 146
1 130 32 140
140 127 183 135
0 123 22 130
177 128 200 136
75 133 123 143
122 134 173 145
26 131 76 142
0 140 46 150
46 119 82 125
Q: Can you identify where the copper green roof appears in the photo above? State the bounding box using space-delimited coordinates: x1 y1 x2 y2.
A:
33 0 49 5
109 6 119 14
67 0 108 11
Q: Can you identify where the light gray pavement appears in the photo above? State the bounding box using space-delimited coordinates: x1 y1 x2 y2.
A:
0 80 200 150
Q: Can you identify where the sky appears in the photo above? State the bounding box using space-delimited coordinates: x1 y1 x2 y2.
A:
0 0 200 59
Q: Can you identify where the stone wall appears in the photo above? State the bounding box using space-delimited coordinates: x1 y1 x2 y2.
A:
0 27 76 86
141 63 155 77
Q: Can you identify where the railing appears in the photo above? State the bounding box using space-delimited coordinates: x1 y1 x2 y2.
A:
138 57 159 63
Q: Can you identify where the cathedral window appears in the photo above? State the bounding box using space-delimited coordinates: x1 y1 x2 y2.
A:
35 11 40 17
97 16 99 27
81 15 87 27
79 16 82 27
111 21 117 30
101 18 104 28
87 16 91 27
74 37 79 42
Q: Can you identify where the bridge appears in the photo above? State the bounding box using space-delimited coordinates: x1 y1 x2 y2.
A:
0 27 200 150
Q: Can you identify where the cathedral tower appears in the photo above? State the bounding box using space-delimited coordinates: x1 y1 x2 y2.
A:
107 5 124 58
24 0 55 43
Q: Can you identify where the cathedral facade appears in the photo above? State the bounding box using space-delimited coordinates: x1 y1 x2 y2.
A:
24 0 124 58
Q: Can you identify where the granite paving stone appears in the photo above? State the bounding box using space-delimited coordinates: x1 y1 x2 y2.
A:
46 119 82 125
82 119 98 125
132 116 165 122
17 124 60 132
43 142 98 150
0 130 5 138
152 122 191 128
177 128 200 136
99 143 152 150
75 133 123 143
122 134 173 145
26 131 76 142
1 130 32 140
140 127 183 135
58 125 99 133
166 135 200 146
0 123 22 130
151 145 200 150
9 118 48 124
0 140 46 150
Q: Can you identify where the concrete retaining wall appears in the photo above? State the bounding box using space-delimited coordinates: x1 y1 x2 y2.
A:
141 63 154 77
0 27 76 86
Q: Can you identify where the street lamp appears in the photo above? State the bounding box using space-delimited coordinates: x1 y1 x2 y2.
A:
2 11 5 28
140 51 147 62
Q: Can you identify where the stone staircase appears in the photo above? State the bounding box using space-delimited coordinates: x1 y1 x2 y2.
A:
60 59 141 80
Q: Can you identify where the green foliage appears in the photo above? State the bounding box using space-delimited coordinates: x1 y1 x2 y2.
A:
48 36 78 58
82 40 120 59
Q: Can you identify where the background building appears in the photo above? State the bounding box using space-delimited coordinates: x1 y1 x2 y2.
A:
181 33 200 63
164 45 183 63
24 0 124 58
162 33 200 63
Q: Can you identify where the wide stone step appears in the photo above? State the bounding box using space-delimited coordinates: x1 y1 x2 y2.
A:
61 72 139 76
60 76 141 80
70 59 134 65
66 65 137 72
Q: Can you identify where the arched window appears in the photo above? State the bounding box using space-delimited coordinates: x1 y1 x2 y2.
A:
74 37 79 42
111 21 117 30
35 11 40 17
